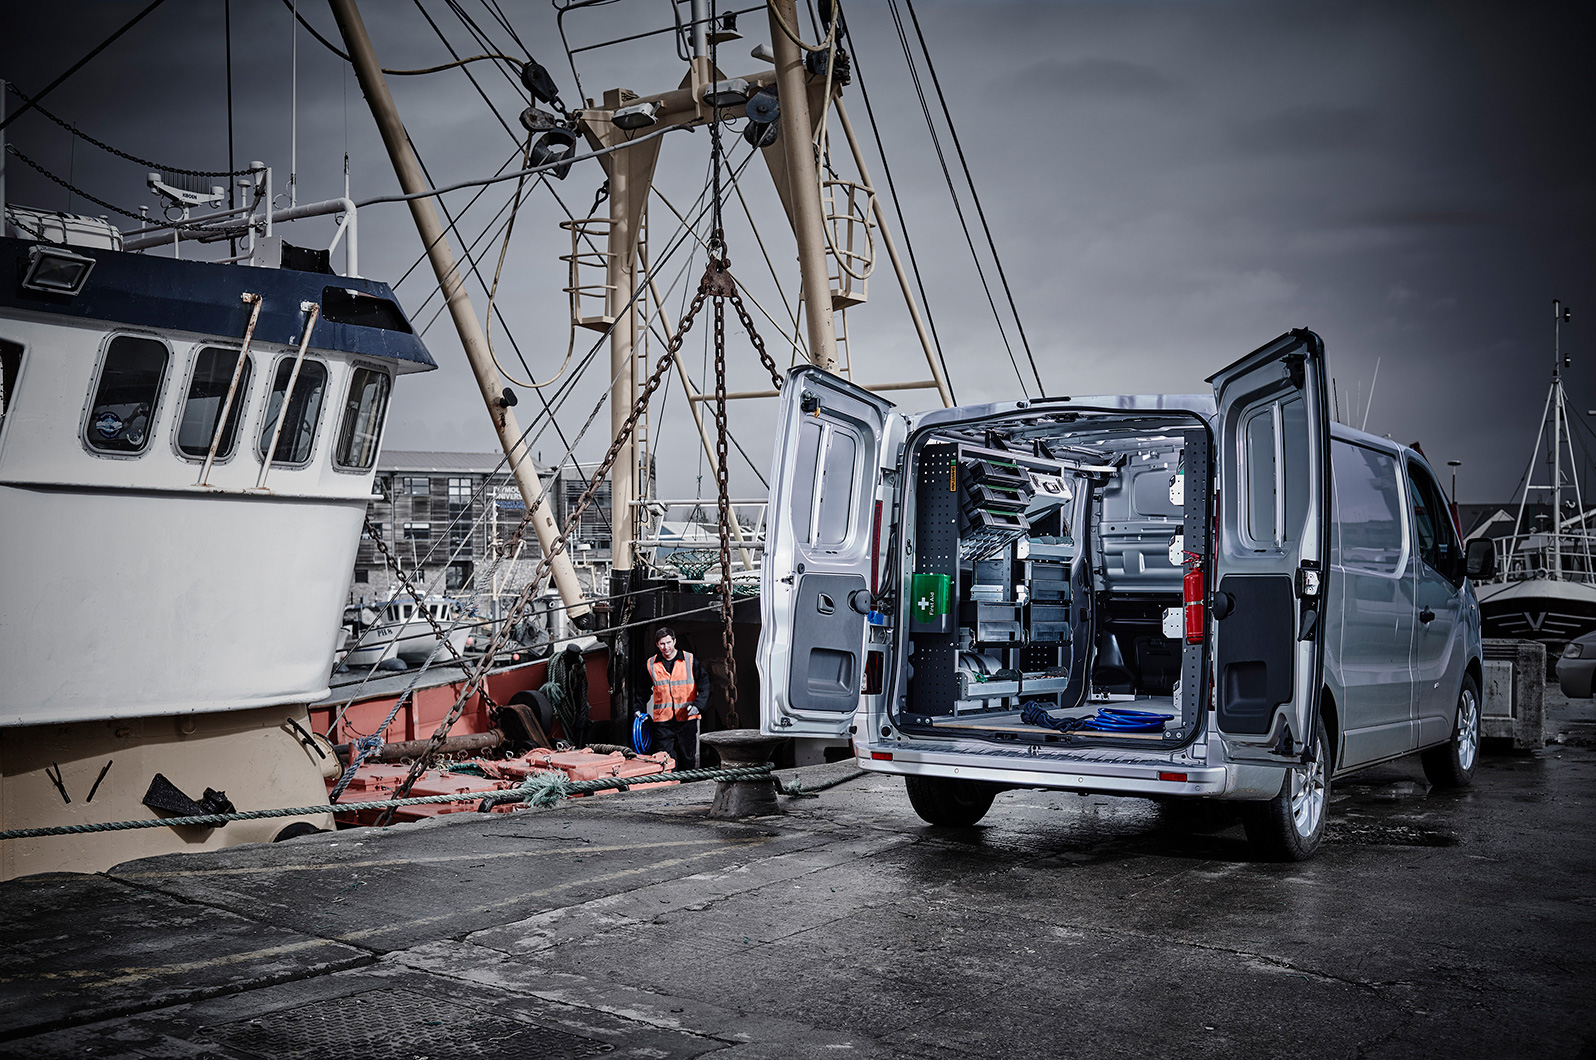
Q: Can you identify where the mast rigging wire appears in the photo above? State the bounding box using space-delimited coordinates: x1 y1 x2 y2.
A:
0 0 168 134
884 0 1029 396
837 15 957 403
901 0 1042 394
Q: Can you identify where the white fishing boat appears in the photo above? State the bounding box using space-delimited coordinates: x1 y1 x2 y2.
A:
340 594 471 668
0 139 439 875
1473 300 1596 647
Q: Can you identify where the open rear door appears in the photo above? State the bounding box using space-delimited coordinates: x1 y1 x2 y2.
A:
758 366 896 738
1208 330 1331 764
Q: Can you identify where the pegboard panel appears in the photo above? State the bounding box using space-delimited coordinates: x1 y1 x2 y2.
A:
909 442 959 717
1180 427 1211 733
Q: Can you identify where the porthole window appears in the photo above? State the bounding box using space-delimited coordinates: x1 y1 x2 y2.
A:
258 358 328 465
334 365 391 469
176 346 252 460
86 335 169 454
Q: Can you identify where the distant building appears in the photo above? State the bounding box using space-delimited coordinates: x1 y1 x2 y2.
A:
351 450 622 604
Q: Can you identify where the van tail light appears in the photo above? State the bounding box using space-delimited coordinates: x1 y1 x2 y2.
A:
871 750 894 761
870 500 883 595
1159 771 1188 783
863 650 884 695
1183 566 1205 643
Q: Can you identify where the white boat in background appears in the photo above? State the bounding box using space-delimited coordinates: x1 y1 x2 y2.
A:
1474 300 1596 648
340 595 470 667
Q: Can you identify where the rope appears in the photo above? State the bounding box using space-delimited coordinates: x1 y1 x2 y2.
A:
0 765 778 842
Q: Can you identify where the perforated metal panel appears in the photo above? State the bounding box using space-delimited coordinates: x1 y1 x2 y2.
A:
1180 428 1211 732
199 987 612 1060
909 443 959 716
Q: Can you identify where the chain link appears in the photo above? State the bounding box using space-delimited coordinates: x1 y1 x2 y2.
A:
711 242 740 729
6 85 255 178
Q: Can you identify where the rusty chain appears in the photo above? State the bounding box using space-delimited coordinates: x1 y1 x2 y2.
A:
709 237 741 730
377 261 722 817
359 515 494 707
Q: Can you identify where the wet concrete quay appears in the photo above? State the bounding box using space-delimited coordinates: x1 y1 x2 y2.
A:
3 694 1593 1060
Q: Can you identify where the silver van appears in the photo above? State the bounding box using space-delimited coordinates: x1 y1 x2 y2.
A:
758 330 1490 860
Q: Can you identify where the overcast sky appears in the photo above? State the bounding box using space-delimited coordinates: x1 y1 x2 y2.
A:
3 0 1590 507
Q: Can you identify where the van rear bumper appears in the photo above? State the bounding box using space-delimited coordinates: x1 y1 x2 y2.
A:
858 748 1232 797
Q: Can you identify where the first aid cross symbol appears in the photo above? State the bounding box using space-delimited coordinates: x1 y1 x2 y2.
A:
917 595 932 611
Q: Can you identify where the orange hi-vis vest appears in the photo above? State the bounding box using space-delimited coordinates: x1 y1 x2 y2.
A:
649 651 698 723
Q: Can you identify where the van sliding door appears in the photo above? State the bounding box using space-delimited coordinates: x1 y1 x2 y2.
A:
1208 331 1330 764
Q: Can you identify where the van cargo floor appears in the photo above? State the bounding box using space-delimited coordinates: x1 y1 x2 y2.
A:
928 707 1172 740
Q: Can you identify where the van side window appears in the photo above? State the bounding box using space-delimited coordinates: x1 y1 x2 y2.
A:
0 338 21 428
258 358 329 465
1331 440 1405 575
791 417 859 546
86 335 169 454
177 347 252 459
334 366 391 469
1241 395 1308 549
1407 460 1463 584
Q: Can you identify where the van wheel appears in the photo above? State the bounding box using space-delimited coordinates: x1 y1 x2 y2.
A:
904 775 999 827
1421 673 1479 789
1242 718 1330 862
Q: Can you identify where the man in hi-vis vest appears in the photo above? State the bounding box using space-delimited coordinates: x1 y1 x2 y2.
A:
638 626 709 769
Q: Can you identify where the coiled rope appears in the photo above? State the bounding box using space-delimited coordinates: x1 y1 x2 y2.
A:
0 764 777 842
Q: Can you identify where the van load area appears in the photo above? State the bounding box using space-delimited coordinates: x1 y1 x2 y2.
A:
896 407 1211 751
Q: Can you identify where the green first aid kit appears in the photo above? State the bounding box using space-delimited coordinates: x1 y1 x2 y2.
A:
911 572 952 633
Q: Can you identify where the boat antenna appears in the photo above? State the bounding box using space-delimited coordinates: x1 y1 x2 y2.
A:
1360 356 1381 433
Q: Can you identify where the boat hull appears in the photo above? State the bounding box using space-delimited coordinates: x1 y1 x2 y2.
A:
0 703 335 880
1475 578 1596 645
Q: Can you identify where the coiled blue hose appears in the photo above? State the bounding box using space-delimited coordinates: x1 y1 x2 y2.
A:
1019 702 1174 734
632 713 653 753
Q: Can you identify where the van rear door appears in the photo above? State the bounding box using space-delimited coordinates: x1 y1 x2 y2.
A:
1208 330 1331 764
758 366 897 738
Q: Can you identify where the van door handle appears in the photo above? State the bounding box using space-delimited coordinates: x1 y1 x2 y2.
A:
1419 606 1435 624
817 593 836 615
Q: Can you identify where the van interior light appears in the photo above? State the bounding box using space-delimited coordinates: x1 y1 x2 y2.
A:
22 244 96 296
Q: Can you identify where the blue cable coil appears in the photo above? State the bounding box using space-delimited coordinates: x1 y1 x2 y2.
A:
632 713 653 754
1019 702 1174 734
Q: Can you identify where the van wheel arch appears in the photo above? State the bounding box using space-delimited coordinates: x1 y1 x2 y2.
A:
1317 687 1340 774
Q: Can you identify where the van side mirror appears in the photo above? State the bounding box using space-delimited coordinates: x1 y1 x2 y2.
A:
1465 538 1496 581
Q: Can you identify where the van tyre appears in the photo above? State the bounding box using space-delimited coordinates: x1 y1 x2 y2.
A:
1243 718 1330 862
905 775 999 827
1421 672 1479 789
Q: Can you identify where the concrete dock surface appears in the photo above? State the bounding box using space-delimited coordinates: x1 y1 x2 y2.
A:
3 693 1593 1060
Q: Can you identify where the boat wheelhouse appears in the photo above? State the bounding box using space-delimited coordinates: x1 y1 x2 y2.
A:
0 225 436 877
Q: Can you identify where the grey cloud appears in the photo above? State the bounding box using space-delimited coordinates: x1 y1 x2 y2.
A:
1015 57 1179 97
1229 104 1379 154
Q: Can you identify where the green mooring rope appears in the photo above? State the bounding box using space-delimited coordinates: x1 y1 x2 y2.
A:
0 764 778 842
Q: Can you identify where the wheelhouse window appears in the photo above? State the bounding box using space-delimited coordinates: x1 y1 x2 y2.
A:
334 365 391 469
86 335 169 454
176 346 252 459
257 358 328 465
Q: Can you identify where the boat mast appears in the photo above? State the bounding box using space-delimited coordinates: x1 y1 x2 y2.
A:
768 0 840 372
328 0 591 622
